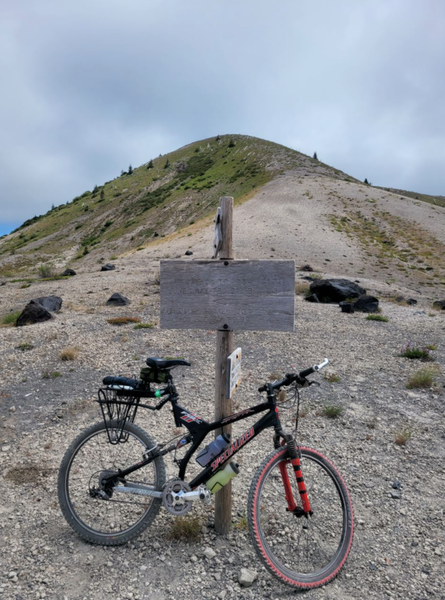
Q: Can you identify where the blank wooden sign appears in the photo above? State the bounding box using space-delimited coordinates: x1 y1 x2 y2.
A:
160 260 295 332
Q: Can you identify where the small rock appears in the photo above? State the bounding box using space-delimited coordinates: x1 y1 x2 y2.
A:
106 293 130 306
300 264 313 272
2 445 11 452
203 547 216 560
185 250 193 256
101 264 116 271
433 300 445 310
390 490 402 499
191 555 198 563
353 294 379 313
392 481 402 490
238 568 258 587
62 268 76 277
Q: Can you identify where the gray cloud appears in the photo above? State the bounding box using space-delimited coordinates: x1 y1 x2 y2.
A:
1 0 444 227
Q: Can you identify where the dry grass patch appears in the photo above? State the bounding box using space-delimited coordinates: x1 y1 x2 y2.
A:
168 515 201 541
107 316 141 326
295 281 310 296
59 347 79 361
406 366 439 389
394 428 412 446
324 372 341 383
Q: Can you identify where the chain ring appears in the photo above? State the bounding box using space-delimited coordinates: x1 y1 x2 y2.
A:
162 479 193 515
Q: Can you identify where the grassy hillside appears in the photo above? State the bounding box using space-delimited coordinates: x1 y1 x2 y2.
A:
0 135 353 277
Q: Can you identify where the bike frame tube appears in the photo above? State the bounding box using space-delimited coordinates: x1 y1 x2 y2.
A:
102 377 314 516
104 395 283 488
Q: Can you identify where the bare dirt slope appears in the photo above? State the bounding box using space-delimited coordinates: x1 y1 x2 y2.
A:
137 173 445 295
0 173 444 600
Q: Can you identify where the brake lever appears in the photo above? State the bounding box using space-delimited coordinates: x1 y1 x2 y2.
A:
294 376 311 389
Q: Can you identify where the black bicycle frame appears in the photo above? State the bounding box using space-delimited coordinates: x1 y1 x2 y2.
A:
105 381 284 490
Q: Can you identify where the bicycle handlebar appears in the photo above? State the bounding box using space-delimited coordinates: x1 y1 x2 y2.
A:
258 358 329 393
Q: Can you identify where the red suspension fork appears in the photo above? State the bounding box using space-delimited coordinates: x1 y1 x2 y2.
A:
278 461 297 512
291 456 312 514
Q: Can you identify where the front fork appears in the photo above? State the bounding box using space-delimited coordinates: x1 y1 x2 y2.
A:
277 433 313 517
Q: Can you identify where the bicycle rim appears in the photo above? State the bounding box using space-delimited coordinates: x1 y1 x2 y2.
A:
248 447 353 589
62 424 160 540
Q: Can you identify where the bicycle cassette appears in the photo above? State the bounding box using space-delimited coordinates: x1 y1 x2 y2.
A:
162 479 193 515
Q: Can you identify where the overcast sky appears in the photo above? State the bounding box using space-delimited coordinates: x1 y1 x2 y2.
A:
1 0 444 235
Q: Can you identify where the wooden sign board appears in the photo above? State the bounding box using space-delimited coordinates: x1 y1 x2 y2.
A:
227 348 242 398
160 260 295 332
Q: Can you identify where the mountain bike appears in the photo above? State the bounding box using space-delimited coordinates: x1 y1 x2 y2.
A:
58 356 354 590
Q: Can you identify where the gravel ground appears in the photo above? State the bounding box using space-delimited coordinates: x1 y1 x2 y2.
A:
0 251 444 599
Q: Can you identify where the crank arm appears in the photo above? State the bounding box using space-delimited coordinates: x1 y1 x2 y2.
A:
176 486 210 503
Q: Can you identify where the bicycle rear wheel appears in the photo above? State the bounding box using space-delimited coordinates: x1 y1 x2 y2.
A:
58 421 165 545
248 446 353 589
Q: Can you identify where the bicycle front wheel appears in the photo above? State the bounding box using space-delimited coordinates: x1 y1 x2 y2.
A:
248 446 353 589
58 421 165 545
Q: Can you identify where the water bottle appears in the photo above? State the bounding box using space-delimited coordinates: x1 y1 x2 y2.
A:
206 462 239 494
196 433 231 467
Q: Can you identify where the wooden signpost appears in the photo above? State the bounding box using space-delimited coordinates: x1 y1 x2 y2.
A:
160 196 295 534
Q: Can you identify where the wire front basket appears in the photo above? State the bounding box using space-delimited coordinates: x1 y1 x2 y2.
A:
97 387 141 444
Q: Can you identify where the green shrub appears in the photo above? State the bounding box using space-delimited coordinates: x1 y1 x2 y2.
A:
38 264 55 278
366 314 389 322
134 322 154 329
1 311 21 326
399 344 433 361
322 404 344 419
17 342 34 351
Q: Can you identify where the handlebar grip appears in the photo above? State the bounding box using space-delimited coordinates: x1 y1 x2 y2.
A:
298 366 315 378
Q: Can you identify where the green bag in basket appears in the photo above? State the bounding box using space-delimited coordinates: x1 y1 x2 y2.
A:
140 366 168 384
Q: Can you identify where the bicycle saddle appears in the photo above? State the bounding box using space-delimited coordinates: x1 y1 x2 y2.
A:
146 357 191 370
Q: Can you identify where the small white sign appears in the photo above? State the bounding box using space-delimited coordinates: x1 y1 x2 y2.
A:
227 347 242 398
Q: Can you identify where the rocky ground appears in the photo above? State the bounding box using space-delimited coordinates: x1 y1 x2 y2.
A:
0 245 444 600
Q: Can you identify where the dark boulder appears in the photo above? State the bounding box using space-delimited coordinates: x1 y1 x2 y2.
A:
62 268 76 277
309 279 366 303
33 295 62 313
339 302 354 313
300 264 314 272
16 301 53 326
353 294 379 313
406 298 417 306
106 293 130 306
304 293 320 303
433 300 445 310
185 250 193 256
101 264 116 271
